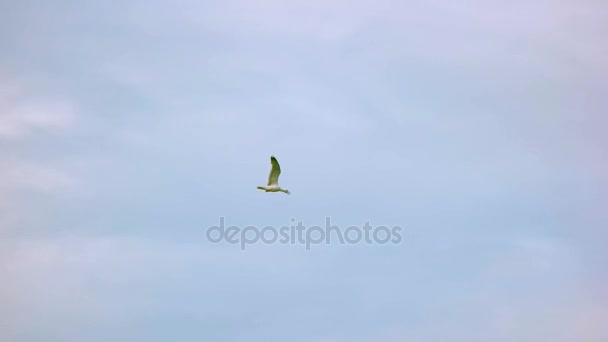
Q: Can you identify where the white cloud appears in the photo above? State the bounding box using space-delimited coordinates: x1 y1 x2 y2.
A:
0 74 75 141
0 159 76 193
305 236 607 342
0 74 78 210
0 235 316 340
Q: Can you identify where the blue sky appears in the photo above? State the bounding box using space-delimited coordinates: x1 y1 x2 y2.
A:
1 0 607 341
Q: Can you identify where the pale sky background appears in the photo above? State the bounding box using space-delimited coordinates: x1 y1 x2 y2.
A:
1 0 607 341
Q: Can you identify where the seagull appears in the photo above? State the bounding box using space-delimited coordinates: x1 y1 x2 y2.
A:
257 155 291 195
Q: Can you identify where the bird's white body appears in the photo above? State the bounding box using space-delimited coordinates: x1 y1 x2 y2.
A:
257 156 290 195
256 185 290 194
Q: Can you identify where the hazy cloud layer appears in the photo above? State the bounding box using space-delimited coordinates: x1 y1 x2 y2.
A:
1 0 606 341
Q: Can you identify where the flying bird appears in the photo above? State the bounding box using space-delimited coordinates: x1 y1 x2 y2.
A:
257 155 291 195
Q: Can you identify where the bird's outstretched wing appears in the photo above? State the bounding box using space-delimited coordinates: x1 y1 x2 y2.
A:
267 155 281 186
